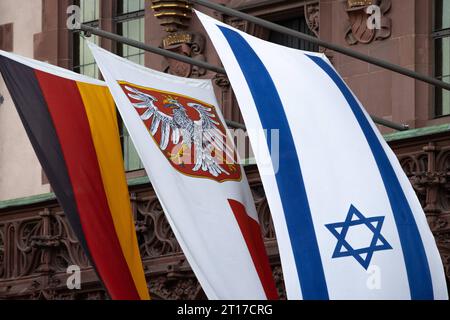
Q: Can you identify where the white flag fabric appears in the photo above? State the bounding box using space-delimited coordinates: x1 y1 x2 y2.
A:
88 43 278 300
196 10 448 300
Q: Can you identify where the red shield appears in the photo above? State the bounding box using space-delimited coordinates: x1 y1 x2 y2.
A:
119 81 242 183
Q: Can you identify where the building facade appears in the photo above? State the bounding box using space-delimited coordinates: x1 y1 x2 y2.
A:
0 0 449 299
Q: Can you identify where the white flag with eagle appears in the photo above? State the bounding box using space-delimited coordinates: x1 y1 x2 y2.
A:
88 43 278 300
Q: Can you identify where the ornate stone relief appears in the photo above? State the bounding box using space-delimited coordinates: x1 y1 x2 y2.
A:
149 275 205 300
161 32 207 78
150 0 192 32
304 2 320 37
135 194 181 259
150 0 207 78
345 0 392 45
397 144 450 281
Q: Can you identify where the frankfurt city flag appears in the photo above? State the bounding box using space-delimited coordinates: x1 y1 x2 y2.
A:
196 10 448 300
88 43 278 300
0 51 149 300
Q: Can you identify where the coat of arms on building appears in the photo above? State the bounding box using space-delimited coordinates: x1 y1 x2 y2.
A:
344 0 392 45
119 81 242 183
150 0 207 78
304 2 320 37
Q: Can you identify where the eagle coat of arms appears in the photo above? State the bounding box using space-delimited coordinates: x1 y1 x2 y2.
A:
119 82 242 183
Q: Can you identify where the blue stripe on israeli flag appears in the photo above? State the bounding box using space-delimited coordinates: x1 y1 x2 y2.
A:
218 26 329 300
305 55 434 299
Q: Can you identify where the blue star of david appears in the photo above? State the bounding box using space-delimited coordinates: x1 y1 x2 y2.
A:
325 205 393 269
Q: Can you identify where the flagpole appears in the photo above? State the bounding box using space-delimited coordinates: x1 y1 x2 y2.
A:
190 0 450 94
80 25 226 75
77 24 409 131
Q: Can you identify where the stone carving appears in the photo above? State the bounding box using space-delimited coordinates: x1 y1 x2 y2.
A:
149 275 205 300
150 0 192 33
397 143 450 281
213 73 230 89
0 207 88 283
345 0 392 45
0 227 4 278
252 184 276 239
150 0 207 78
272 265 287 300
399 154 428 208
304 2 320 37
161 32 207 78
135 195 181 259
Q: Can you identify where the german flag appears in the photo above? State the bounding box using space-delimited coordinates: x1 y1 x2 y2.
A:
0 51 149 300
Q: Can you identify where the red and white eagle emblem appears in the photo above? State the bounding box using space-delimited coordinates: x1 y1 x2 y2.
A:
120 82 242 183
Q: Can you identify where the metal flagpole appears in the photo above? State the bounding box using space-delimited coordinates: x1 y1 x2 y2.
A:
190 0 450 93
77 24 408 131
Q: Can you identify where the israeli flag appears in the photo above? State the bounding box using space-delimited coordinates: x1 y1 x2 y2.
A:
196 10 448 300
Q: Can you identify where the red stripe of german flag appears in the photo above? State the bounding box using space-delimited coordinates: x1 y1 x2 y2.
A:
0 55 149 300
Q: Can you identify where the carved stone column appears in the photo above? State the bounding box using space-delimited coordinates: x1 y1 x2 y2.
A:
396 139 450 284
32 208 59 273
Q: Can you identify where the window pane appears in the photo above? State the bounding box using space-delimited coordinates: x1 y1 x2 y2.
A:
436 75 450 116
435 37 450 77
269 17 319 52
442 76 450 115
128 55 141 64
74 0 99 77
82 36 96 65
436 0 450 30
118 17 145 63
122 126 143 171
75 35 99 78
118 15 145 171
119 0 145 14
435 1 450 116
82 64 95 78
442 37 450 78
127 20 141 56
80 0 99 23
435 37 450 115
